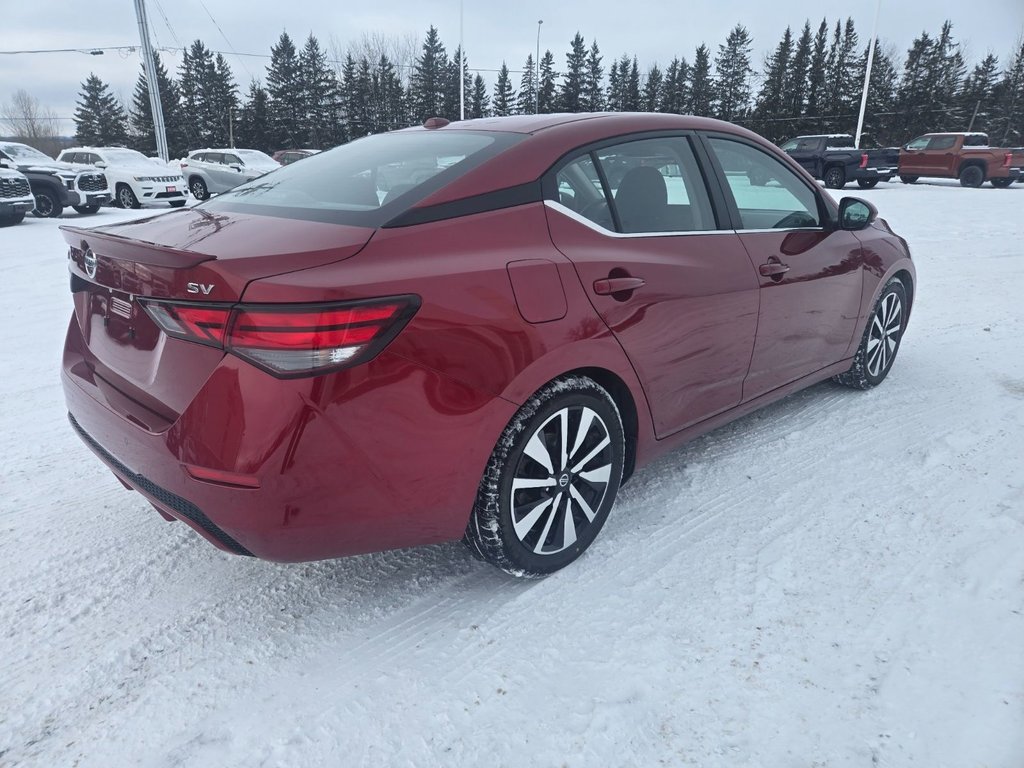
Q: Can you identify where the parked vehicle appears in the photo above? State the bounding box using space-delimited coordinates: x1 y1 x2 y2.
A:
779 134 900 189
272 149 321 165
899 132 1024 187
0 165 36 226
178 148 280 199
0 141 111 217
57 147 187 209
62 113 915 576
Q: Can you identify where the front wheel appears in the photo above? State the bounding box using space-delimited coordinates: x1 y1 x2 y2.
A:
464 376 625 577
116 184 141 209
857 178 880 189
834 277 908 390
32 189 61 218
72 204 100 214
824 166 847 189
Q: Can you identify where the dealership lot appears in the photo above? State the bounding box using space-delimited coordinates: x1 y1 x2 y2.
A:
2 182 1022 767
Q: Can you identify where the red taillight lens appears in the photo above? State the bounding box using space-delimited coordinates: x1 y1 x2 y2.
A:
141 296 419 377
860 153 869 169
1004 153 1012 168
142 302 231 347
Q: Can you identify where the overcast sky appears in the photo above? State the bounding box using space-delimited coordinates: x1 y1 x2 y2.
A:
2 0 1023 134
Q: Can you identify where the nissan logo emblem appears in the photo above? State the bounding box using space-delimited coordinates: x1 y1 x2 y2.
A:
83 248 97 279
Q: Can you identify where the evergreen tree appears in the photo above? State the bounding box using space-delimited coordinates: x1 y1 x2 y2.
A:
74 73 128 146
298 34 340 147
440 46 470 121
623 56 641 110
410 26 448 122
265 32 302 148
583 41 605 111
661 57 689 113
823 18 859 123
517 54 537 115
370 55 406 133
960 54 1000 133
689 44 714 115
753 26 794 140
804 19 830 132
557 32 588 112
209 53 239 146
993 41 1024 144
895 22 965 137
714 24 753 121
128 52 189 157
493 63 516 116
537 50 557 113
642 64 663 112
235 80 272 152
469 74 489 119
783 22 813 125
854 41 899 145
606 57 623 111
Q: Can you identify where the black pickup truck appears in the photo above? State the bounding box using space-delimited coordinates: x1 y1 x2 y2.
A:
778 134 901 189
0 141 111 217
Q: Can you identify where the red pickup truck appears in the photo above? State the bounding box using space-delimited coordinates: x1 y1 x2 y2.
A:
899 132 1024 188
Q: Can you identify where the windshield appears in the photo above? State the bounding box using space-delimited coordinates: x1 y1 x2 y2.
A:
235 150 277 165
205 130 522 227
102 148 151 164
0 142 52 162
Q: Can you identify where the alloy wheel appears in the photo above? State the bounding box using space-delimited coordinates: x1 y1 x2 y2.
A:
866 292 903 378
509 405 614 556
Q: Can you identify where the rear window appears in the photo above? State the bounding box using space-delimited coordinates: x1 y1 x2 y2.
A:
204 130 522 226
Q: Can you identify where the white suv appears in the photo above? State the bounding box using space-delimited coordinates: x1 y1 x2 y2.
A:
179 149 280 200
58 147 187 209
0 166 35 226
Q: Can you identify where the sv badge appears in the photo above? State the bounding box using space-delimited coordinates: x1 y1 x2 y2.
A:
186 282 215 295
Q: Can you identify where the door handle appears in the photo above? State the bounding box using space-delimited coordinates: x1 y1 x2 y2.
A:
593 276 646 295
758 261 790 278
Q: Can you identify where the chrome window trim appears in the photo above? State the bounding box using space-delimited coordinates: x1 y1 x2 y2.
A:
544 200 734 238
544 201 825 238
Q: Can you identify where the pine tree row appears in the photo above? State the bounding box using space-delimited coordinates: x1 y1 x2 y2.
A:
73 20 1024 158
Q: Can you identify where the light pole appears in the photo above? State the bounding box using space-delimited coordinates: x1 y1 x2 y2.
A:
855 0 882 149
459 0 465 121
535 20 543 114
133 0 168 161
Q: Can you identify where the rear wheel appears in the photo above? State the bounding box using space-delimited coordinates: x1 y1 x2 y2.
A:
834 277 908 390
990 178 1013 188
31 189 61 218
899 175 918 184
958 165 984 188
464 375 625 577
824 166 847 189
117 184 141 209
857 178 879 189
72 204 100 214
189 176 209 200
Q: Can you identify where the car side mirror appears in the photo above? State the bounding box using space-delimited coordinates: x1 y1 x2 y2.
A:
838 197 877 231
95 161 107 169
0 158 13 169
229 164 243 171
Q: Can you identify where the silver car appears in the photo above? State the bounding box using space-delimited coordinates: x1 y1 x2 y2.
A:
179 149 280 200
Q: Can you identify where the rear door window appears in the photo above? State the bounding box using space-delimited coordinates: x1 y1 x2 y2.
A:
707 137 821 230
927 136 957 151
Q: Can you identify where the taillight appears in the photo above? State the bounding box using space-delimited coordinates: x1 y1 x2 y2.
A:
1004 153 1012 168
860 153 869 169
141 296 419 377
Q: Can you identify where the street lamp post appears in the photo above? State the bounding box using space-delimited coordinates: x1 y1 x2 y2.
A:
535 20 543 114
855 0 882 149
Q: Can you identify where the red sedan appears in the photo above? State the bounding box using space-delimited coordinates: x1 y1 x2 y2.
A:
61 113 914 576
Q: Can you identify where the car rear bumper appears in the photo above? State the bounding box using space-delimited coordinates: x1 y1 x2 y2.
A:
851 167 897 181
63 318 517 562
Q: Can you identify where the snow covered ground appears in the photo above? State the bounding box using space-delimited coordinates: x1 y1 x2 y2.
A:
2 182 1023 768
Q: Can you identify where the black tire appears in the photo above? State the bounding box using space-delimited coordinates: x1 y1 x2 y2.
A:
834 277 908 390
116 184 141 209
857 178 880 189
824 166 847 189
990 178 1014 188
958 164 984 188
72 204 100 214
0 211 26 227
31 189 61 218
169 199 187 207
464 375 625 577
189 176 209 200
899 175 918 184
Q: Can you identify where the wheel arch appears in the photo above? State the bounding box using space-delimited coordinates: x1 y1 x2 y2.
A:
563 366 639 484
957 159 987 177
